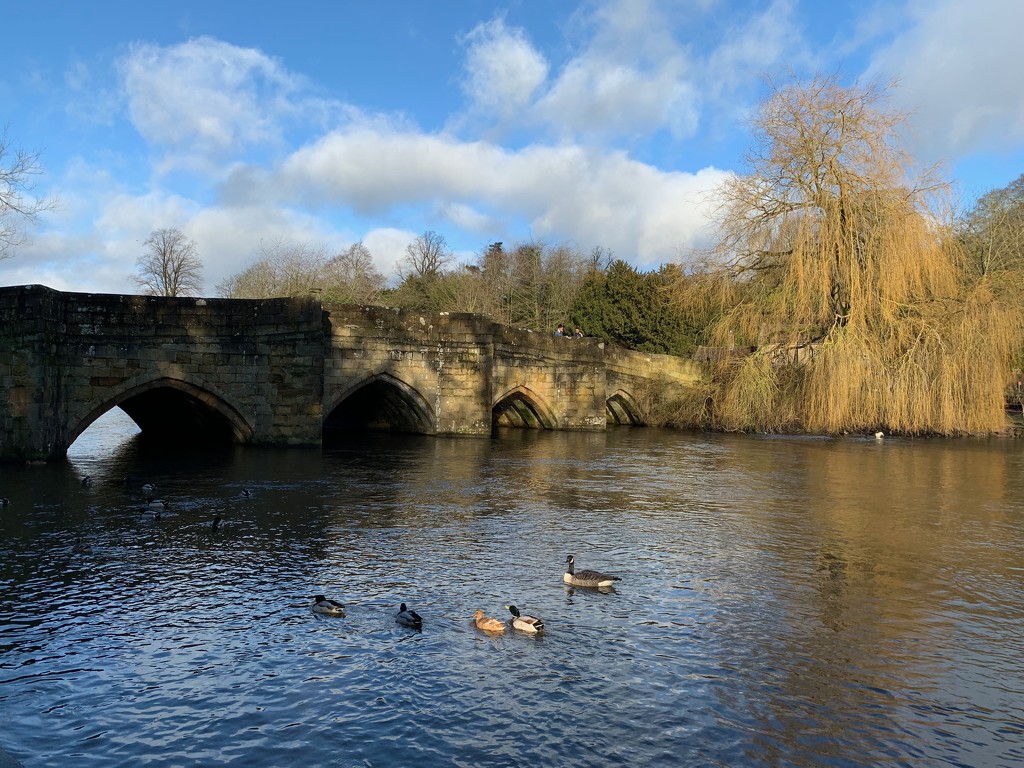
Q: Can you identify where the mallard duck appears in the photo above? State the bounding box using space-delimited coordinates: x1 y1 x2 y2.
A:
211 515 222 531
473 609 506 633
563 554 621 588
396 603 423 629
81 475 93 487
142 483 157 492
0 497 9 507
239 488 252 499
312 595 345 617
72 536 93 555
506 604 544 633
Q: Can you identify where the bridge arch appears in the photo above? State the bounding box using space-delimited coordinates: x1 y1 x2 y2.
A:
606 389 645 426
491 385 557 430
324 372 436 436
66 375 254 449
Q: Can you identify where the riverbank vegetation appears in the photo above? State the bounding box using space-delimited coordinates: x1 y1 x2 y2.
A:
217 73 1024 436
658 74 1024 436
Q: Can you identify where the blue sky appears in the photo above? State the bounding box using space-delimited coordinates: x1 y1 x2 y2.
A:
3 0 1023 295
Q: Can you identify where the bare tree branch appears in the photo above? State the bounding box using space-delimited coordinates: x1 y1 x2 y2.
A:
0 128 59 260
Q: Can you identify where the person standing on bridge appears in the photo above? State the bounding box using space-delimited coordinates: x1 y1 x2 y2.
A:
573 327 584 338
554 324 566 336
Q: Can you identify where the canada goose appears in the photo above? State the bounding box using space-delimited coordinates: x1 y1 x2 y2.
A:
506 605 544 633
142 483 156 492
473 609 506 633
239 489 252 499
312 595 345 617
563 554 621 588
211 515 222 531
396 603 423 629
146 498 167 510
81 475 93 487
0 497 8 507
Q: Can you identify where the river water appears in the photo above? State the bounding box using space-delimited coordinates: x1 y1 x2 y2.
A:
1 411 1022 767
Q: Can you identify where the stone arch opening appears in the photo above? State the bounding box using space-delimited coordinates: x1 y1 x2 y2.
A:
66 377 254 449
606 390 645 426
324 373 436 439
491 386 557 430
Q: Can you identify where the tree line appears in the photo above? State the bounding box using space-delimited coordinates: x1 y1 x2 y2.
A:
209 230 700 356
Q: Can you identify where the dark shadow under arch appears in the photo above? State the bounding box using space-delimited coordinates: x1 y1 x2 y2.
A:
491 386 557 430
66 377 254 450
324 373 436 440
606 390 645 426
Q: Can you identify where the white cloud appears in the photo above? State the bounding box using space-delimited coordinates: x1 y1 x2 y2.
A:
537 56 700 140
453 0 713 142
278 128 492 213
536 0 701 141
116 37 304 166
864 0 1024 161
277 127 728 265
702 0 804 102
94 191 201 242
461 19 549 120
439 202 506 236
362 227 418 280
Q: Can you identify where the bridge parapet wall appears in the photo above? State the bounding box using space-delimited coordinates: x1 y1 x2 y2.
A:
323 304 494 435
0 285 324 460
491 327 607 430
603 346 705 424
324 306 612 433
603 345 704 387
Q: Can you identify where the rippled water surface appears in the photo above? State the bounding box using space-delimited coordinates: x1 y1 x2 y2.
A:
2 411 1023 767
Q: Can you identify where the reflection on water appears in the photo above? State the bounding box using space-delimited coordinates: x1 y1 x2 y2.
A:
0 414 1022 767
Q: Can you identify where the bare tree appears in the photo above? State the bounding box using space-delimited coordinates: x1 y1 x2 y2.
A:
399 230 453 279
1 128 58 260
958 173 1024 280
133 228 204 297
323 241 385 303
217 240 386 301
216 240 324 298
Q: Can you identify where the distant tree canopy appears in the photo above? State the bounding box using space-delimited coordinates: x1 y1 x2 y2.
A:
217 240 384 304
385 239 593 334
569 260 698 356
957 173 1024 288
956 173 1024 375
218 228 703 356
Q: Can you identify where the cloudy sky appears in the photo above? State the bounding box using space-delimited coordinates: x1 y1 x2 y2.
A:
2 0 1023 295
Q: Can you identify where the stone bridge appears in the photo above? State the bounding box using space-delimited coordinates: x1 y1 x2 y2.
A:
0 285 703 462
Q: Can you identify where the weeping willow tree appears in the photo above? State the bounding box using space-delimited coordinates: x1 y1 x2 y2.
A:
670 74 1022 435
